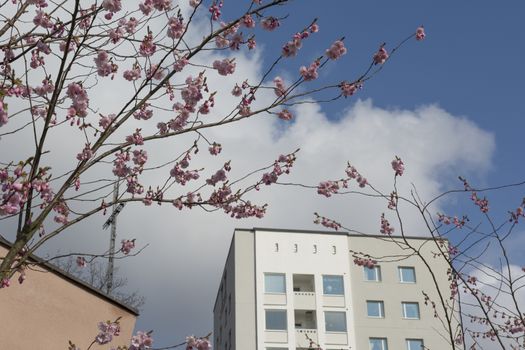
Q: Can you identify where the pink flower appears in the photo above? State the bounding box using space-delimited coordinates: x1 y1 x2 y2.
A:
209 2 222 21
209 142 222 155
94 51 118 77
213 58 236 76
261 16 280 31
102 0 121 13
299 60 320 81
317 181 340 197
0 278 10 288
66 83 89 118
33 10 53 28
174 57 188 72
121 239 136 255
76 256 87 268
325 40 347 60
139 32 156 57
231 84 242 96
340 82 361 97
391 156 404 176
130 331 153 349
278 110 293 121
416 26 426 41
247 38 256 50
167 16 185 39
76 143 93 161
126 129 144 145
373 45 389 65
380 213 394 235
273 77 286 96
242 14 255 28
123 65 142 81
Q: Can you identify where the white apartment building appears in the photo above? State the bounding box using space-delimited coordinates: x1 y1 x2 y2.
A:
213 228 459 350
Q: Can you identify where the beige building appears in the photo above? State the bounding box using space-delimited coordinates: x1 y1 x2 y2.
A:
213 228 460 350
0 238 138 349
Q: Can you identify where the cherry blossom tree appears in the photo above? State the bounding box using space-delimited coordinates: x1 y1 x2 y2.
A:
310 156 525 350
0 0 427 348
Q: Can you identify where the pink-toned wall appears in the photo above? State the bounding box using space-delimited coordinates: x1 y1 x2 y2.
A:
0 245 137 349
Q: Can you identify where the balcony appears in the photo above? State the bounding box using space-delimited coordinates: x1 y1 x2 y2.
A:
294 309 317 347
293 274 316 309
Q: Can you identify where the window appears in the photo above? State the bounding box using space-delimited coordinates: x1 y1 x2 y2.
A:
324 311 347 332
265 310 287 330
364 266 382 281
399 267 416 283
402 302 420 319
369 338 388 350
323 275 344 295
406 339 424 350
367 300 385 318
265 273 286 294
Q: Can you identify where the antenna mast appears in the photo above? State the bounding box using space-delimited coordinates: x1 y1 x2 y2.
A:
103 180 125 295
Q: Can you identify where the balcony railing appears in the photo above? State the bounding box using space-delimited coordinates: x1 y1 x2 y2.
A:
295 329 318 348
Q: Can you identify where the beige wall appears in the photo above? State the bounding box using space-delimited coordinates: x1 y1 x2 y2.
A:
0 245 137 350
348 235 461 350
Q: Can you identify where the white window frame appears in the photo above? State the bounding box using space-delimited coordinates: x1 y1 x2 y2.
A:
264 273 286 294
398 266 416 283
369 337 388 350
366 300 385 318
364 265 382 282
406 339 424 350
402 302 420 319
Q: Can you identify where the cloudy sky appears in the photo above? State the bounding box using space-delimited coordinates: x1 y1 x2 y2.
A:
2 1 525 348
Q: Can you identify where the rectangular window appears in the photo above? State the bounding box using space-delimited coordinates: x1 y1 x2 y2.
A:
265 273 286 294
265 310 287 330
406 339 424 350
402 302 420 319
364 266 382 281
369 338 388 350
325 311 347 332
398 267 416 283
323 275 344 295
367 300 385 318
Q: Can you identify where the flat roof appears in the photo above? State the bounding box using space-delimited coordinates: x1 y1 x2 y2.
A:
246 227 447 241
0 237 139 316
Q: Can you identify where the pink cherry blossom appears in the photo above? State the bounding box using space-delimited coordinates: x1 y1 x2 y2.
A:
261 16 280 31
208 142 222 155
94 51 118 77
126 129 144 145
340 81 361 97
101 0 121 13
33 10 53 28
76 143 93 161
123 64 142 81
167 16 185 39
213 58 236 76
209 1 223 21
278 109 293 121
380 213 394 235
373 45 389 65
130 330 153 349
231 84 242 96
76 256 87 268
325 40 347 60
317 181 340 197
299 60 320 81
242 14 255 28
391 156 404 176
139 32 156 57
66 82 89 118
416 26 426 41
121 239 136 255
273 77 286 96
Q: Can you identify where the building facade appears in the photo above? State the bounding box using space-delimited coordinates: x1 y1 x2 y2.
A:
0 239 138 349
213 228 459 350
